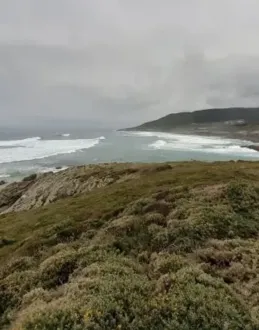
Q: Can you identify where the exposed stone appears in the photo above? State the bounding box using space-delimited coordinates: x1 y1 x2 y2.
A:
0 180 33 213
0 164 140 214
22 173 38 182
0 238 16 248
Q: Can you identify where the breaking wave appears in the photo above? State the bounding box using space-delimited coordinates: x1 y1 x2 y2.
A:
0 136 105 164
125 131 259 157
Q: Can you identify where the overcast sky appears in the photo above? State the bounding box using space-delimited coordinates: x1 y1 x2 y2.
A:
1 0 259 128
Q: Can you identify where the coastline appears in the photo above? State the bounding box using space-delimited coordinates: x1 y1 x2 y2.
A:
0 159 258 215
0 165 69 186
122 124 259 151
1 128 259 194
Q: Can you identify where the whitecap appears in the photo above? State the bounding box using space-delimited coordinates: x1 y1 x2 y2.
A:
127 130 252 146
150 140 167 148
40 166 69 174
0 136 105 164
0 174 10 178
0 137 41 148
133 130 259 157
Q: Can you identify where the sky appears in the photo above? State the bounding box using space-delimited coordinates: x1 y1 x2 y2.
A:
1 0 259 128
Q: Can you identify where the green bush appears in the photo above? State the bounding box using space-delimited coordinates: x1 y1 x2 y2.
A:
21 288 52 307
14 301 85 330
196 239 259 286
0 270 38 327
0 256 35 279
124 198 155 215
196 204 259 240
225 180 259 213
143 201 171 216
144 212 166 226
150 252 188 275
38 250 77 289
149 267 255 329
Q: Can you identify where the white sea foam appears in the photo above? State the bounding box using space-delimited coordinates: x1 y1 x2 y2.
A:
0 174 10 178
149 139 258 156
125 131 259 157
61 133 70 137
40 166 69 173
151 140 167 148
0 137 41 147
0 165 69 180
127 131 251 145
0 137 104 164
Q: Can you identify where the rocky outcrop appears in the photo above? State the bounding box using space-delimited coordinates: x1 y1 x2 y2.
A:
0 180 35 213
0 164 140 214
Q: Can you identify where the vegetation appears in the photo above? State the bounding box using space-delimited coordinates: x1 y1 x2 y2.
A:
1 161 259 329
124 107 259 131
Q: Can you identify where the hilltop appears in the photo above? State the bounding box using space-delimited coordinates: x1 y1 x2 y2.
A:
123 107 259 142
125 107 259 130
1 162 259 329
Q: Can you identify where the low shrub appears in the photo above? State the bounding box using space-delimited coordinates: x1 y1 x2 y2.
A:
225 180 259 213
0 256 35 279
143 201 171 216
0 270 38 327
144 212 166 226
149 267 256 329
150 252 188 275
13 300 85 330
124 198 155 216
38 250 77 289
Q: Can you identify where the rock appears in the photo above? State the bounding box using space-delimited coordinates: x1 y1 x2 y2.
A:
0 180 34 213
0 238 16 248
55 166 62 170
22 173 37 182
0 180 6 186
0 164 140 214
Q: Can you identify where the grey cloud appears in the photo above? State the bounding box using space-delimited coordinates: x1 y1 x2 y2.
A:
1 0 259 128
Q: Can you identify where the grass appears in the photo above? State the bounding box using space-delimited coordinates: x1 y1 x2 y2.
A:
1 161 259 329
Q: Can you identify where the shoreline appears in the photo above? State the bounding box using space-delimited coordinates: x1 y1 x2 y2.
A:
1 159 259 215
1 147 259 189
1 130 259 188
122 127 259 151
0 165 69 186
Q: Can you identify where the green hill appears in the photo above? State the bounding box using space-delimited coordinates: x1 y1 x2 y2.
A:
1 162 259 329
124 107 259 131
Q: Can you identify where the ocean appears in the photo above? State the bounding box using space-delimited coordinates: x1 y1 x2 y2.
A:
1 126 259 182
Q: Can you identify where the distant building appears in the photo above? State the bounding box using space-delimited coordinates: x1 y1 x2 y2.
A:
224 119 246 126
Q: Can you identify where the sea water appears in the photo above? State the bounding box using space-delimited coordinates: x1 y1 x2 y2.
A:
0 126 258 182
